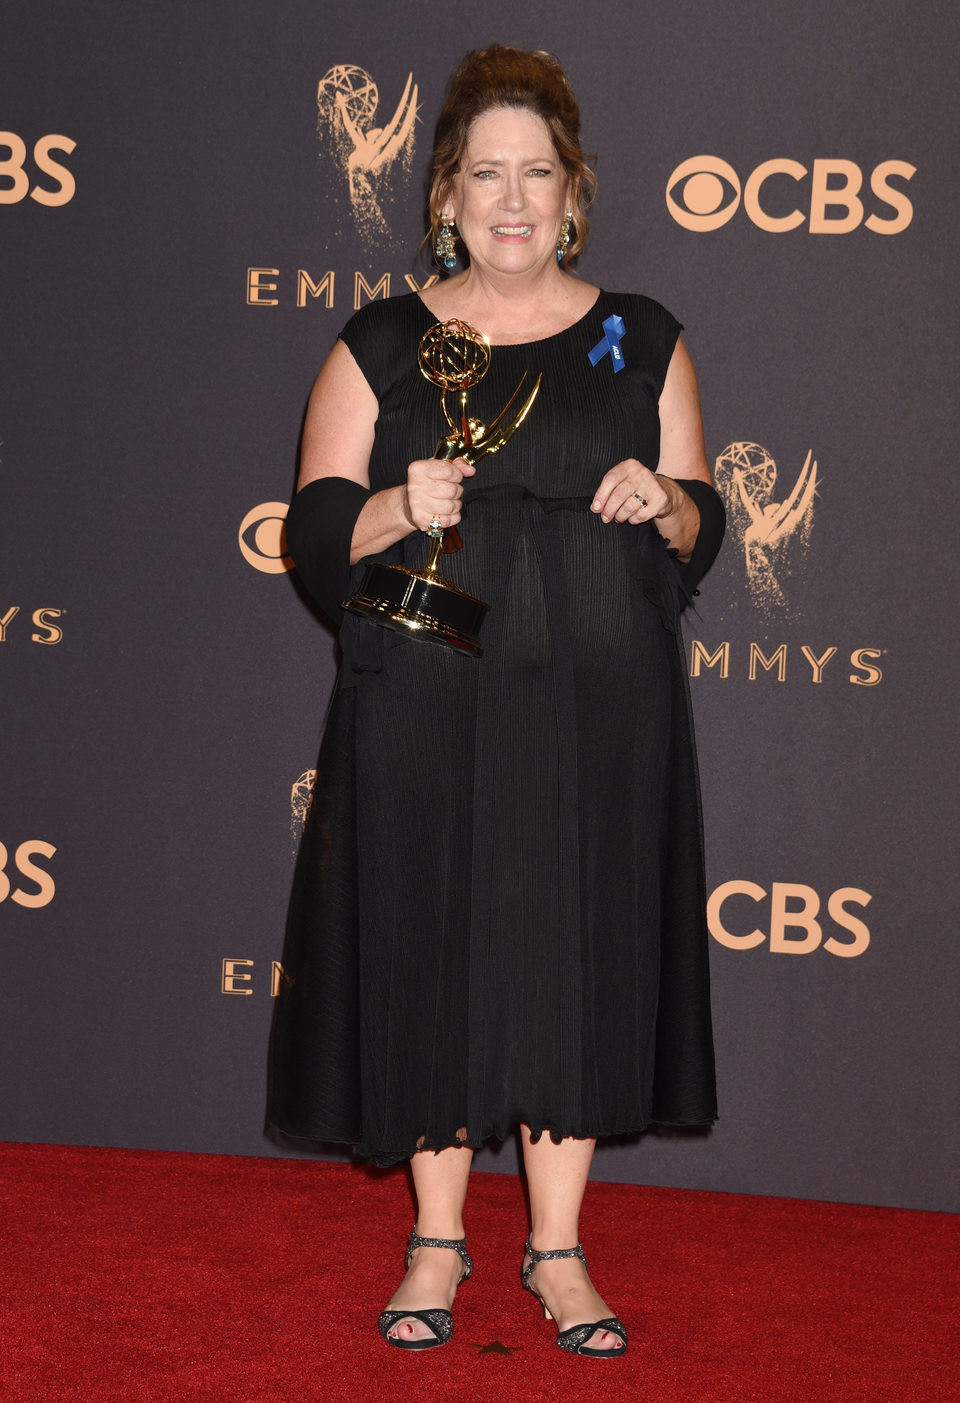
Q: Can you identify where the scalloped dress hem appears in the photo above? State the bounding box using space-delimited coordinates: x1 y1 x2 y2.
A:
267 1113 718 1170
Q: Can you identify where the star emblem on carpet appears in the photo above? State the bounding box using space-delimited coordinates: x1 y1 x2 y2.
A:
472 1340 519 1354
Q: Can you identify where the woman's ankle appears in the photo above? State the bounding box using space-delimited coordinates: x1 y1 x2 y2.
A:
413 1220 466 1241
528 1227 580 1252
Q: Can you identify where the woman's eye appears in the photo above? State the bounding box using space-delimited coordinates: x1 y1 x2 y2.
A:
474 169 497 180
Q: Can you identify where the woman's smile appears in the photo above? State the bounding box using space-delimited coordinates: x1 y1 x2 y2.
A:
490 223 535 238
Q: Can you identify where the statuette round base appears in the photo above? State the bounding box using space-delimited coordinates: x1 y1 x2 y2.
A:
345 562 488 657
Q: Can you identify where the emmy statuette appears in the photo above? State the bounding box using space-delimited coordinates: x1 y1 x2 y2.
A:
344 319 541 656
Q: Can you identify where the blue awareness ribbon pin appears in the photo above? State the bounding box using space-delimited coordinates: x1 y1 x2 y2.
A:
588 313 626 373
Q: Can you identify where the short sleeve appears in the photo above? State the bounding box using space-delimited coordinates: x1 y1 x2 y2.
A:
339 297 419 402
635 295 683 399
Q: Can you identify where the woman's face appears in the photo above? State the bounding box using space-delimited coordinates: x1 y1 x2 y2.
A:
443 106 571 278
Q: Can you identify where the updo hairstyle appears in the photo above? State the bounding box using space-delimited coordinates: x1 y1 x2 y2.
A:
428 45 597 267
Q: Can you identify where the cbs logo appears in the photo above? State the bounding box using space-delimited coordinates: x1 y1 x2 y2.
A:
0 841 56 908
0 133 76 206
238 502 293 574
708 881 871 957
666 156 914 234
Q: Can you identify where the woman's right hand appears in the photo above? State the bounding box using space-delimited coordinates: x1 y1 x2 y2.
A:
402 456 476 532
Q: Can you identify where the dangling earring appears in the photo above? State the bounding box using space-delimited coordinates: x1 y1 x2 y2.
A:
556 212 573 265
436 217 457 270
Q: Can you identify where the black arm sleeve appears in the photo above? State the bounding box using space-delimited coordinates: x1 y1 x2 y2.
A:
285 476 372 623
671 478 726 602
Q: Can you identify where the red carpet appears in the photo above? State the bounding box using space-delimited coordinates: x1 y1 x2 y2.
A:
1 1143 955 1402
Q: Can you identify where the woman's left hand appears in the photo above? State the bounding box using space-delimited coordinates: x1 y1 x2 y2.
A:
591 459 681 524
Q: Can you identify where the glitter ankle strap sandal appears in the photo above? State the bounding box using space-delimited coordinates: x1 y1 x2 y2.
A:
521 1237 628 1357
377 1227 474 1350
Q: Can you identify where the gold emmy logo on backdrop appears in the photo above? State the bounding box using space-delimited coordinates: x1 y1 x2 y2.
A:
290 769 317 850
316 65 418 247
344 320 542 657
714 443 818 616
238 503 294 574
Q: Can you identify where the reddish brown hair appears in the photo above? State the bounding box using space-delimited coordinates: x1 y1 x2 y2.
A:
427 45 597 267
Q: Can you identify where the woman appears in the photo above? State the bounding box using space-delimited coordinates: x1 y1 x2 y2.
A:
268 45 723 1357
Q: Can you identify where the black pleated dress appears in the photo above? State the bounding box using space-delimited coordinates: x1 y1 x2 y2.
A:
267 290 722 1166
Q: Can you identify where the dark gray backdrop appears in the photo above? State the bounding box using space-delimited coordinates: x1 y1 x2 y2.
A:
3 0 957 1212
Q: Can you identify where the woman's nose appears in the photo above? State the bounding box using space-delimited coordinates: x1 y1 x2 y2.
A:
499 176 526 211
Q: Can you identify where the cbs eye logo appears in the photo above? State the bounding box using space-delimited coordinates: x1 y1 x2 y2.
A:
238 502 293 573
666 155 914 234
0 133 76 206
667 157 742 231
